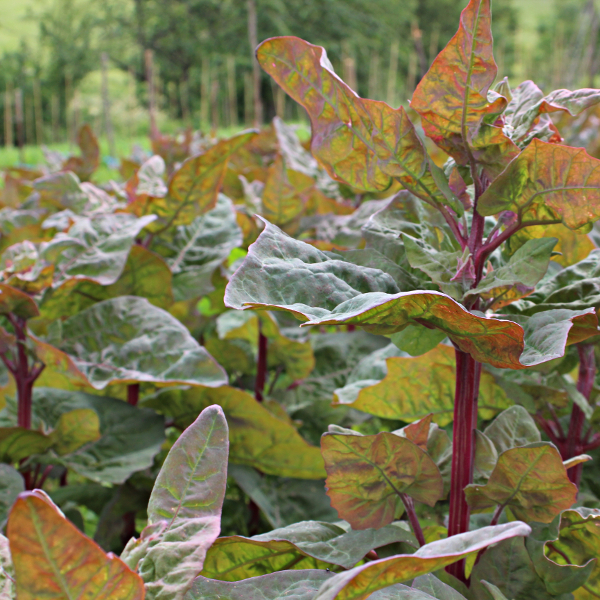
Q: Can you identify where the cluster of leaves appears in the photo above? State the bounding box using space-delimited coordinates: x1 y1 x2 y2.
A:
4 1 600 599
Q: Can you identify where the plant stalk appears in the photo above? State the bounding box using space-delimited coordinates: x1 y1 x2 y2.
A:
400 493 425 547
127 383 140 406
566 344 595 487
254 323 267 402
13 316 33 430
446 348 481 582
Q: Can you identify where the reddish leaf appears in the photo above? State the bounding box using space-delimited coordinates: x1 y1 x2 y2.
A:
257 36 460 211
478 139 600 230
411 0 518 177
322 431 443 529
8 490 144 600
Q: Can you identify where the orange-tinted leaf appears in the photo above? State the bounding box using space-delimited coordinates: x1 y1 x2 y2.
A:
478 139 600 230
465 444 577 523
411 0 518 177
7 490 144 600
63 124 100 181
322 431 443 529
162 131 257 229
398 414 433 450
257 37 460 211
0 283 38 319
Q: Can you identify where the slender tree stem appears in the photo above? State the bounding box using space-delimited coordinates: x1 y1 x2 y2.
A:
566 344 595 487
446 348 481 583
255 322 267 402
400 493 425 547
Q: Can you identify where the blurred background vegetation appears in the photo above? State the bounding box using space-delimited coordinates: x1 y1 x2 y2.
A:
0 0 593 160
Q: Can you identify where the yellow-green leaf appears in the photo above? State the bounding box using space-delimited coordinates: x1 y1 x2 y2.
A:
334 344 510 426
48 408 101 456
465 443 577 523
478 139 600 231
143 385 325 479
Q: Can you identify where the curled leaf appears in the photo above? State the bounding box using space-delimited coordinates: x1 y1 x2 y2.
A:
312 522 531 600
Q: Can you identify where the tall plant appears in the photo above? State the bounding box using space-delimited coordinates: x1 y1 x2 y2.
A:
225 0 600 583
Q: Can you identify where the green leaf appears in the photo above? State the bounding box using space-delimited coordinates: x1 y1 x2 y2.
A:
516 248 600 314
39 244 175 319
334 344 510 427
483 406 541 453
545 508 600 597
159 194 242 302
390 325 447 357
480 581 510 600
47 296 227 389
123 405 229 600
229 464 337 529
411 574 467 599
403 236 466 300
474 430 498 480
8 490 144 600
143 385 325 479
411 0 518 178
202 521 416 580
470 536 567 600
0 427 51 462
157 131 256 230
30 388 165 484
0 464 24 529
42 213 157 285
525 518 596 596
312 522 531 600
256 37 460 211
0 533 15 599
225 222 599 369
0 283 39 319
478 139 600 231
466 238 558 308
322 430 443 529
362 192 455 267
187 570 334 600
465 443 577 523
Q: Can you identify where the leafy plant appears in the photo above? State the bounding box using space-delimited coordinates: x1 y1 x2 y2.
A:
5 1 600 598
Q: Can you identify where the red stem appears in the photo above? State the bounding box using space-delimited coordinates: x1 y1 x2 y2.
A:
446 348 481 583
10 315 34 430
566 344 595 487
254 324 267 402
127 383 140 406
400 493 425 547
